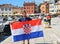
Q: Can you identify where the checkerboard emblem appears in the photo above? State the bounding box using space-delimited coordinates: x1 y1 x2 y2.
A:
23 24 31 34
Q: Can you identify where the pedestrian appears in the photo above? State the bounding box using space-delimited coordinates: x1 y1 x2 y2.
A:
46 14 51 28
0 25 4 40
18 10 32 44
43 16 49 28
0 18 4 40
41 13 45 20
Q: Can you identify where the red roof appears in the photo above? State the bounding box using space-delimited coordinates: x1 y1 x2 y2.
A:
0 4 21 9
23 2 37 6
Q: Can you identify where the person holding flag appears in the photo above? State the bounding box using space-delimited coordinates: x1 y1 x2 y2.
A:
18 10 32 44
10 10 44 44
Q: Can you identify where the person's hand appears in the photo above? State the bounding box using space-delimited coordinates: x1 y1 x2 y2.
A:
10 20 18 24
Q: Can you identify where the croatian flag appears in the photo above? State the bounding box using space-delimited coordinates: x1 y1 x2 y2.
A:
10 19 44 42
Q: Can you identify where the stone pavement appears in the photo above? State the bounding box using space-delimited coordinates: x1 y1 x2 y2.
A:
1 17 60 44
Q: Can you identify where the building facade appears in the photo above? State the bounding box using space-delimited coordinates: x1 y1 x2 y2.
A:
39 2 49 14
0 4 13 15
49 0 56 14
49 0 59 14
49 4 57 14
23 2 37 15
0 4 22 15
55 0 60 14
12 7 23 15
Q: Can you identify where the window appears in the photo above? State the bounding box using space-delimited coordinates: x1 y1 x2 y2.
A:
35 7 36 9
28 10 30 12
50 10 54 12
5 8 7 11
55 0 58 3
58 10 60 11
1 8 4 11
46 4 48 7
50 0 54 4
50 2 53 4
9 8 11 11
24 7 25 9
32 10 33 12
31 7 33 9
9 13 11 14
6 13 7 14
50 6 54 8
42 7 44 8
27 10 30 12
57 10 60 12
27 7 30 9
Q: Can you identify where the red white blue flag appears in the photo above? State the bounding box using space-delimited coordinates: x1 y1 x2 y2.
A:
10 19 44 42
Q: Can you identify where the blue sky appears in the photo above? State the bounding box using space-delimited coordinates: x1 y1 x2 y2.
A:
0 0 44 7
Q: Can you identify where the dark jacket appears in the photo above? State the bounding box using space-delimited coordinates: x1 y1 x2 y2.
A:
19 17 32 22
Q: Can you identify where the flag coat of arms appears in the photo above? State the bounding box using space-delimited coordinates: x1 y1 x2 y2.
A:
10 19 44 42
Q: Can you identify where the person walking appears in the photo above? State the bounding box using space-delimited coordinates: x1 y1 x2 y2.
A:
46 14 51 28
18 11 32 44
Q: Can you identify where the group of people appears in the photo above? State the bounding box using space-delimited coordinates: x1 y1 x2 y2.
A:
0 10 52 44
